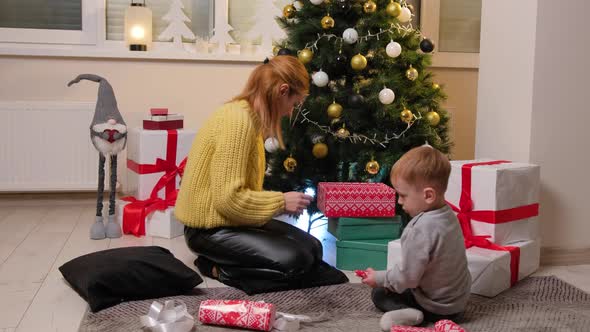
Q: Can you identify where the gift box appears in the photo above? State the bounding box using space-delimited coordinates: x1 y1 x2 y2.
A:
336 239 389 270
387 239 540 298
116 200 184 239
198 299 276 331
445 160 540 245
317 182 396 218
143 118 184 130
328 216 402 241
126 128 195 201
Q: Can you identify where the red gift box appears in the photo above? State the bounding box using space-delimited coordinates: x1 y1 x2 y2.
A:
198 299 276 331
143 119 184 130
150 108 169 116
391 326 433 332
391 320 466 332
434 320 466 332
317 182 396 217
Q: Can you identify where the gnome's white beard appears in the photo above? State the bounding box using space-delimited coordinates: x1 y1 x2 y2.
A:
92 122 127 156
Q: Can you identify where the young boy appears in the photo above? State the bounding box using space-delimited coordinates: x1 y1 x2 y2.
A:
360 145 471 331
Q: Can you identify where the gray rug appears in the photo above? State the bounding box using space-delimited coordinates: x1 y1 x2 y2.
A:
79 276 590 332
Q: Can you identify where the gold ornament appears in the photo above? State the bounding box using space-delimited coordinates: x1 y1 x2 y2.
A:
406 66 418 81
365 160 380 175
425 111 441 126
321 15 335 29
336 126 350 139
351 53 367 71
283 156 297 172
363 1 377 13
283 4 296 18
312 143 329 159
327 101 343 118
272 45 281 56
432 83 440 90
298 48 313 64
386 2 402 17
400 109 413 123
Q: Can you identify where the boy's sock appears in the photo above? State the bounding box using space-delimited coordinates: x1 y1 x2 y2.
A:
379 308 424 332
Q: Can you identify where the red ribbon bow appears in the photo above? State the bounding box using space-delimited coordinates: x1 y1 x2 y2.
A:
447 160 538 286
121 130 187 236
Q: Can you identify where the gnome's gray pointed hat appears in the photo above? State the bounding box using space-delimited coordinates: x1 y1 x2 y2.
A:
67 74 126 126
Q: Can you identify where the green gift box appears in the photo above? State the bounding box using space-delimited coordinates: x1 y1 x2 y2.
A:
328 216 402 240
335 239 389 270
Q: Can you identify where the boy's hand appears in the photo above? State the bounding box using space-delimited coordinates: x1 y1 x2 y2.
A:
360 268 378 288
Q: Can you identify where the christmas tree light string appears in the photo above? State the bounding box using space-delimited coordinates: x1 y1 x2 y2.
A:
293 106 423 148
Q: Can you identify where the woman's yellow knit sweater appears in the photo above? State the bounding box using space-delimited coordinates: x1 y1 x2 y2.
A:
175 100 285 229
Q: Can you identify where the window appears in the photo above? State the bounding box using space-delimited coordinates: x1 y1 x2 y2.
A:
0 0 97 45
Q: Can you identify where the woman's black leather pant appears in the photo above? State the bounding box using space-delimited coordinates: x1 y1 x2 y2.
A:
184 219 323 282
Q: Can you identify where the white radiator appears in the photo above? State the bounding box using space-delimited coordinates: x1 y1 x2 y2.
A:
0 101 105 192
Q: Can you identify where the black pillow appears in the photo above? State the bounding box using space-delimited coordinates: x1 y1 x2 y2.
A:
59 246 203 312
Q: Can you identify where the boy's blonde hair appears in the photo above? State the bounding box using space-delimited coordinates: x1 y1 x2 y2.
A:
231 56 310 149
390 146 451 192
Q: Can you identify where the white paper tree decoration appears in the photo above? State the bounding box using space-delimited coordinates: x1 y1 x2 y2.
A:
210 0 236 54
247 0 287 55
158 0 196 50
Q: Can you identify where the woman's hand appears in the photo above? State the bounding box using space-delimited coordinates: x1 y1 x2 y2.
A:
361 267 378 288
283 192 313 216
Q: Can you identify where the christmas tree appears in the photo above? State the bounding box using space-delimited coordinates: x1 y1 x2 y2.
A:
264 0 450 223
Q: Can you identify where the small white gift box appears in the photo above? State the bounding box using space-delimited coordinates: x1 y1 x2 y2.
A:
117 200 184 239
445 160 540 245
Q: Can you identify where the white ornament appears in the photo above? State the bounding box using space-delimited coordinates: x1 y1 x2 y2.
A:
386 41 402 58
312 70 329 87
293 1 303 10
159 0 196 50
264 137 280 153
398 7 412 23
310 0 324 5
342 28 359 44
378 87 395 105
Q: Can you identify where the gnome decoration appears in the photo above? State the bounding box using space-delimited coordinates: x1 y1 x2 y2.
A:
68 74 127 239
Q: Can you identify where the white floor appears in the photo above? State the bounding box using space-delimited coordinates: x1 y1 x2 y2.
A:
0 197 589 332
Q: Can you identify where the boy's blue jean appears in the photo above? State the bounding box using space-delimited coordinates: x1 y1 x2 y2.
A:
371 288 463 323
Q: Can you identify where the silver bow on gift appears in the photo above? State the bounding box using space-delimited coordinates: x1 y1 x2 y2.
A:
140 300 194 332
272 311 329 332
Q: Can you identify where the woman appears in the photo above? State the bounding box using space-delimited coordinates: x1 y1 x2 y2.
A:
175 56 327 292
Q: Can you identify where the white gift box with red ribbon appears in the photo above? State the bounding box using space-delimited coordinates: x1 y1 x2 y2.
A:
445 160 540 245
116 200 184 239
387 238 540 298
126 128 195 201
120 128 194 237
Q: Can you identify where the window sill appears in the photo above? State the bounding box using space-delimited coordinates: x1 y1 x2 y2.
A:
0 40 267 63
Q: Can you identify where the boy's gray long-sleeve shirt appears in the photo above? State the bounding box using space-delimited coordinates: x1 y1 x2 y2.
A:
374 204 471 315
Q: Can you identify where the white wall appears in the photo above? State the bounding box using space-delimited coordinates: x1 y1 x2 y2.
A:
476 0 590 250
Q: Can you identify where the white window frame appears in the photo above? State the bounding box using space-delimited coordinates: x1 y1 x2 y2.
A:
0 1 480 66
0 0 99 45
420 0 480 69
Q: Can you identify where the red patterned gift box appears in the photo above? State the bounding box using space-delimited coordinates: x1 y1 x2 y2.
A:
318 182 396 218
198 299 276 331
391 326 433 332
434 320 466 332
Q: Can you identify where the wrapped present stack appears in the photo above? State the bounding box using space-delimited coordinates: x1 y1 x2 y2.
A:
387 160 541 297
143 108 184 130
318 182 400 270
116 108 196 239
